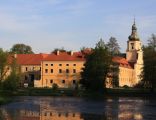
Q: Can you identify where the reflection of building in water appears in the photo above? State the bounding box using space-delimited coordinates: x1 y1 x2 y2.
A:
117 99 143 120
20 110 83 120
0 97 144 120
17 101 83 120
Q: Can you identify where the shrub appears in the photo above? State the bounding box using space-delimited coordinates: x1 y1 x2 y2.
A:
123 85 129 89
2 72 20 91
52 83 58 91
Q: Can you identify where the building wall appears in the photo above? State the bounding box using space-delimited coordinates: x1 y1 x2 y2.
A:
119 67 135 87
20 65 41 73
34 61 84 88
20 65 41 86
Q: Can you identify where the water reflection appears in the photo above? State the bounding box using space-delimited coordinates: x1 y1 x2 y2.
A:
0 96 156 120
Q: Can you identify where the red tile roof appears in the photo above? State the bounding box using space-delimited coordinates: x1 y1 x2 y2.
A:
15 54 48 65
43 52 85 61
112 56 134 69
11 52 84 65
9 52 134 69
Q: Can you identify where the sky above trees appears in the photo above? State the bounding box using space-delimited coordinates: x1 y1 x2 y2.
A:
0 0 156 53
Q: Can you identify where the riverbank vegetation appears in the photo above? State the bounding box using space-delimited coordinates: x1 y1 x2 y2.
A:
141 34 156 92
0 48 20 105
0 87 154 98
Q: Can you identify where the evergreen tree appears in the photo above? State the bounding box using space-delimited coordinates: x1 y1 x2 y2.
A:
142 34 156 92
109 62 119 88
107 37 120 55
80 39 112 92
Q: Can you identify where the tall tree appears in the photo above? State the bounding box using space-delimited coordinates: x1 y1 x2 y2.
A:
80 39 112 92
142 34 156 92
0 48 8 83
109 62 119 88
107 37 120 55
148 34 156 51
10 44 34 54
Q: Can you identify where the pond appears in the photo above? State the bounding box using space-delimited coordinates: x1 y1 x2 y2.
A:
0 96 156 120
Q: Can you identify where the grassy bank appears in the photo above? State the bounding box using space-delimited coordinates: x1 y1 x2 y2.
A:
106 88 156 96
13 88 78 96
0 88 156 100
7 87 156 97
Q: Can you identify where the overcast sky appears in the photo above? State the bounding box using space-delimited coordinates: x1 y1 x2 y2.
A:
0 0 156 53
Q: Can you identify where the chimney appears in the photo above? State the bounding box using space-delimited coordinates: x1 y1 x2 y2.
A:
70 51 73 56
56 50 60 55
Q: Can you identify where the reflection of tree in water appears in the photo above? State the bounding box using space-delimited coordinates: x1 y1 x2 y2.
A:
0 110 4 120
0 109 12 120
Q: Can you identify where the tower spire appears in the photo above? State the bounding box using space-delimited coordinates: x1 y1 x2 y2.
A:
134 15 136 25
128 18 140 41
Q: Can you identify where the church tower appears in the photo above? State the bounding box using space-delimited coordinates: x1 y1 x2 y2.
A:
126 20 143 83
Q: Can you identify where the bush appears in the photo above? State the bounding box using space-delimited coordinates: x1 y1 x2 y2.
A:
2 72 20 91
52 83 58 91
123 85 129 89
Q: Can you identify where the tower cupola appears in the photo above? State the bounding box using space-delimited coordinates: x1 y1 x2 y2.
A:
128 19 140 41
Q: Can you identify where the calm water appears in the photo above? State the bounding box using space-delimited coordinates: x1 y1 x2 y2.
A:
0 96 156 120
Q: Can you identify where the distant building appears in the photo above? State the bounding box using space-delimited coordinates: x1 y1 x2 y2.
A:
9 21 143 88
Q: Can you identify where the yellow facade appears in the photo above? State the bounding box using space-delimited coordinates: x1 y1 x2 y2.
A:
119 67 135 87
34 61 84 88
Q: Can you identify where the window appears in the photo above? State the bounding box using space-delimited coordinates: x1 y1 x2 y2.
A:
50 112 52 116
59 64 62 66
51 69 53 73
73 80 76 84
136 53 138 60
62 80 65 83
25 67 28 71
73 69 76 73
59 69 62 73
50 79 53 83
45 64 48 66
66 64 69 66
131 43 134 49
51 64 53 66
45 69 48 73
66 69 69 73
73 64 76 66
